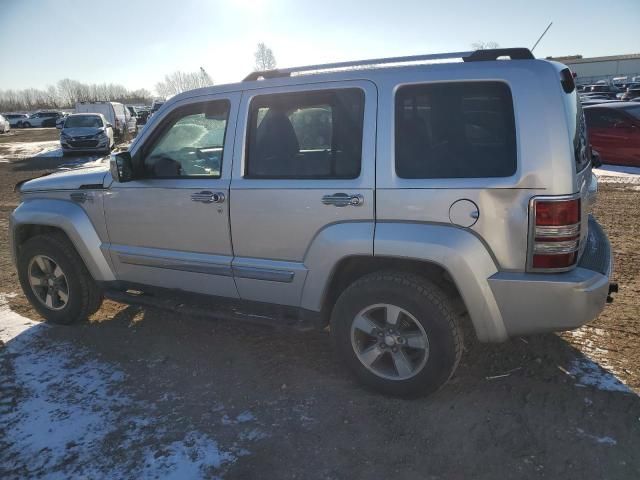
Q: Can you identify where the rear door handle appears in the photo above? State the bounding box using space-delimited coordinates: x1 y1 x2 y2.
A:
322 193 364 207
191 191 225 203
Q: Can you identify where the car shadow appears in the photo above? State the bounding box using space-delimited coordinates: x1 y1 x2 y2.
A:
2 300 639 479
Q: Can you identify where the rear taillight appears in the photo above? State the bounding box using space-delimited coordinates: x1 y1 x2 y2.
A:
560 68 576 93
529 197 581 271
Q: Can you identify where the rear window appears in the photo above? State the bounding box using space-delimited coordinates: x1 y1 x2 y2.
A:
569 96 590 171
395 82 517 179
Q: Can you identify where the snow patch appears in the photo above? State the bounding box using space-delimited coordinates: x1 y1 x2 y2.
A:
567 356 632 394
0 292 40 342
0 140 61 161
593 165 640 184
576 428 617 446
0 293 264 479
138 432 236 479
236 411 255 423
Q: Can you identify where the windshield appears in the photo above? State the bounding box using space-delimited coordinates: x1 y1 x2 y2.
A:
64 115 103 128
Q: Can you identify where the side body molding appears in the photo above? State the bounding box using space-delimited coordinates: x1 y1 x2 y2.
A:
374 223 507 342
10 198 116 282
301 222 374 312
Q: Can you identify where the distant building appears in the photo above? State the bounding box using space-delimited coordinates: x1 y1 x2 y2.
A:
547 53 640 84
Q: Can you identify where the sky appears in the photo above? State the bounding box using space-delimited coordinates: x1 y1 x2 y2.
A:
1 0 639 95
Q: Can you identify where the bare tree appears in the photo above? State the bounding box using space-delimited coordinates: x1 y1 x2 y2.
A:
200 67 213 85
154 69 214 98
471 41 500 50
254 42 277 71
0 79 153 112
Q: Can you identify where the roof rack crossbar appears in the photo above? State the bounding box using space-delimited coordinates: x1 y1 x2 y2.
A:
243 47 534 81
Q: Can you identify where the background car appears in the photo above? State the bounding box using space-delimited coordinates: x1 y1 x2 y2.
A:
147 100 164 121
580 98 623 107
2 113 29 127
133 106 150 125
55 112 70 128
21 111 63 128
621 88 640 101
584 103 640 166
0 114 11 133
75 101 136 139
581 84 620 99
58 112 114 155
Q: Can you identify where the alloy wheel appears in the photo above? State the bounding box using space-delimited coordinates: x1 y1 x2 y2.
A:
350 303 430 380
27 255 70 311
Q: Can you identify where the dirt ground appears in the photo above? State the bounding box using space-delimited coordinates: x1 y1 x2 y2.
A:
0 128 639 479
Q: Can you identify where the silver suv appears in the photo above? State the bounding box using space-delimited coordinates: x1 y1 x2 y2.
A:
9 48 614 396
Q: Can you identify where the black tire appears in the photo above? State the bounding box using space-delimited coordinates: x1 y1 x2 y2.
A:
17 233 103 324
331 271 463 397
22 122 31 128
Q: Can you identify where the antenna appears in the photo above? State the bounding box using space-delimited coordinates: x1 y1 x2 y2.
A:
531 22 553 52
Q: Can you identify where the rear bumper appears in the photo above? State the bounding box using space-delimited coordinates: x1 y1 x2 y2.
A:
488 216 612 337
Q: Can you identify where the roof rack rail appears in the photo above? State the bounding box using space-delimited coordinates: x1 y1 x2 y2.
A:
243 47 535 81
462 48 534 62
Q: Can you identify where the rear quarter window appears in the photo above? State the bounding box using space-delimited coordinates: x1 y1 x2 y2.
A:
395 81 517 179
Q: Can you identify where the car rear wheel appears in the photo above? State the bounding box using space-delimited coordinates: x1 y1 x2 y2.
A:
17 233 103 324
22 122 31 128
331 271 463 397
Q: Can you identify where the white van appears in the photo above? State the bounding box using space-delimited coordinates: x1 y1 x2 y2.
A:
75 101 137 139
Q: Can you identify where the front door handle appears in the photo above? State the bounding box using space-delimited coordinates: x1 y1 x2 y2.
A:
191 191 225 204
322 193 364 207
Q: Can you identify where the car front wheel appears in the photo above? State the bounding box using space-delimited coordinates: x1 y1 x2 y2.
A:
17 233 103 324
331 271 463 397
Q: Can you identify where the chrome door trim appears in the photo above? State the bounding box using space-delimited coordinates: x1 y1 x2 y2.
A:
233 265 295 283
118 253 233 276
232 257 308 306
109 244 234 277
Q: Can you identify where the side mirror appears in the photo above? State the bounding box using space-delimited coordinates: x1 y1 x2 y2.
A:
105 123 113 128
110 151 134 183
56 123 63 129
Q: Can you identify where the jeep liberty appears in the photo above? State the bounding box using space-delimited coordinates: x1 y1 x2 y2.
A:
10 48 615 396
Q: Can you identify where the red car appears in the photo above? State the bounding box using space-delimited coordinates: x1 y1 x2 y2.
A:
584 103 640 167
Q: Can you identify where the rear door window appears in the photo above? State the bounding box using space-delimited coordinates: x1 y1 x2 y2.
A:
395 82 517 179
245 88 364 179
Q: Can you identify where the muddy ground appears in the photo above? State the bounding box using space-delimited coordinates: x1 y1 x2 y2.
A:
0 128 639 479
